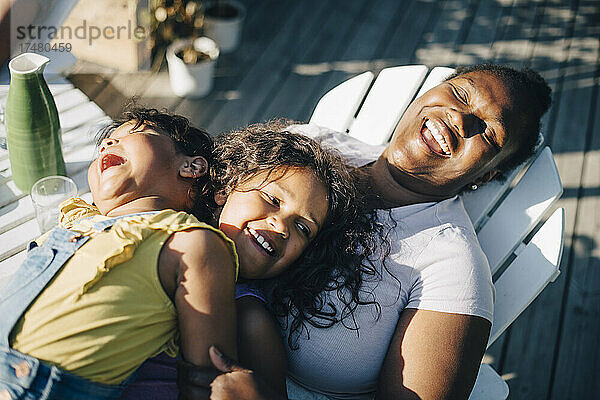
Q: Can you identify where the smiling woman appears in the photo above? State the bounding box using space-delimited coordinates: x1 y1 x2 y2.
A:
444 64 552 171
276 65 553 400
196 64 553 400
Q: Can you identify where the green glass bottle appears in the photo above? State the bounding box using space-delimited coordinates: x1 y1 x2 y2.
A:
6 53 66 194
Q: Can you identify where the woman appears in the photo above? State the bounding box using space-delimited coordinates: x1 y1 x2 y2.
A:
207 64 552 400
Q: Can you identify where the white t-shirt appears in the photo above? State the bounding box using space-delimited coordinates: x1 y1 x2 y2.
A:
281 124 495 399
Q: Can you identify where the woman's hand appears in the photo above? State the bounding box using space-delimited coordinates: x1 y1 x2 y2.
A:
209 346 286 400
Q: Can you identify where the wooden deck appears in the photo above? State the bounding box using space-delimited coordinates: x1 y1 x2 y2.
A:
65 0 600 398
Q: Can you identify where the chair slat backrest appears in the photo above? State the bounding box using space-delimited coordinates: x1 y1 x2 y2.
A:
461 172 518 230
488 208 564 345
461 136 546 230
309 71 374 133
469 363 510 400
415 66 456 98
347 65 428 145
476 147 563 274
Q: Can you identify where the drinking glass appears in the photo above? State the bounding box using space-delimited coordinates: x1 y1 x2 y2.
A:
30 175 77 233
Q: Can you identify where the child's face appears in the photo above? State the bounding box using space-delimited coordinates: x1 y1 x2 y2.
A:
88 121 196 215
217 168 329 279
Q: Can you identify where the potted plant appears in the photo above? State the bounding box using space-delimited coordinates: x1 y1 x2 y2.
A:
166 36 219 98
203 0 246 53
150 0 205 70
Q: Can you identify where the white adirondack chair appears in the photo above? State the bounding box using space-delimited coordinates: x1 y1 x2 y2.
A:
309 65 564 400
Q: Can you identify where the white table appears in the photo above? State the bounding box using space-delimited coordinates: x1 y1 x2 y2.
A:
0 79 110 289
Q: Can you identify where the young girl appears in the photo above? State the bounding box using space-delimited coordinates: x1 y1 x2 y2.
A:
0 108 236 400
213 122 385 399
121 120 384 399
0 110 366 400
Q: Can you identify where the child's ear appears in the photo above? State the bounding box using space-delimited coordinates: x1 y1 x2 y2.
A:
214 190 227 206
180 156 208 178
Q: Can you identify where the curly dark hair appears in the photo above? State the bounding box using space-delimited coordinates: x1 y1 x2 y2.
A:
212 120 388 348
446 64 552 178
95 107 216 223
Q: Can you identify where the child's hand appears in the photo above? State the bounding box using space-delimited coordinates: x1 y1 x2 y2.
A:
176 357 220 400
209 346 285 400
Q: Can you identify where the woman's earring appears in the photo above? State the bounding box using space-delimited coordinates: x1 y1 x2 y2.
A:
471 184 478 191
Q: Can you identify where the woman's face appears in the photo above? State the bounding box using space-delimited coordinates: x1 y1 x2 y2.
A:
216 168 329 279
379 70 533 196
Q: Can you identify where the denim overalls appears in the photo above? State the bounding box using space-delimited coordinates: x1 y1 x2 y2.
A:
0 212 157 399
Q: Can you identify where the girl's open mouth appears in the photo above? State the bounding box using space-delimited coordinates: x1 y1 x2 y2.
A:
100 153 127 172
248 227 276 257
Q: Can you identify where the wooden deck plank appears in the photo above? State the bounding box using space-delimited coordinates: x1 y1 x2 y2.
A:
551 75 600 399
92 72 157 119
548 2 600 397
65 73 109 101
498 1 597 398
291 0 416 121
255 0 374 122
413 0 473 66
454 0 507 65
205 0 329 133
491 0 543 66
66 60 114 101
380 0 437 66
134 69 183 112
173 0 293 131
534 0 580 145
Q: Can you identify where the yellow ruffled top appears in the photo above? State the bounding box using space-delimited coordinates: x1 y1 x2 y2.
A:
11 198 238 385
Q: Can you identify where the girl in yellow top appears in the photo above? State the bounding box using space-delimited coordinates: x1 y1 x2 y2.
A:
0 109 361 400
1 108 236 400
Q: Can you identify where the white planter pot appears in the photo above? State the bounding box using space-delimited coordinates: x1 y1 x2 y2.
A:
166 37 219 98
203 0 246 54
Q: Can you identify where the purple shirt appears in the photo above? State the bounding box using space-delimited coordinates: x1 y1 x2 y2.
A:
120 283 265 400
